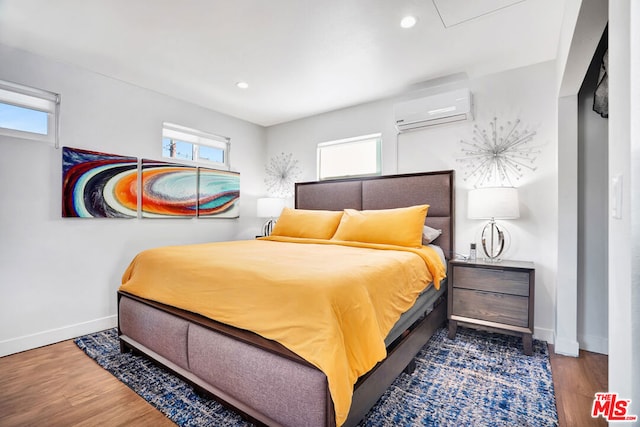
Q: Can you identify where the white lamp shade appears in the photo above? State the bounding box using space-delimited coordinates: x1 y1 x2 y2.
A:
257 197 286 218
468 187 520 220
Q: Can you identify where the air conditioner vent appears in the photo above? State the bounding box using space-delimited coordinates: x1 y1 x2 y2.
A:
394 88 473 132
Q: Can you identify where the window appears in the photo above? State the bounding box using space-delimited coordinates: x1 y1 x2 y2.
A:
162 122 229 169
0 79 60 145
317 133 381 180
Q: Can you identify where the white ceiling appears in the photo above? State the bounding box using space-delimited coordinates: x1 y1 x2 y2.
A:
0 0 566 127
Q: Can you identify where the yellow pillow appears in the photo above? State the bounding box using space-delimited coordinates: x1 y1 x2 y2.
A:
270 208 344 239
332 205 429 247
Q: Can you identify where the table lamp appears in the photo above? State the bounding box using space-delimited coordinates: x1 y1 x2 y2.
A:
257 197 286 236
468 187 519 261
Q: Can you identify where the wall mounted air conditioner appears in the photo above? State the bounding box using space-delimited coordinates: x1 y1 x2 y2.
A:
394 88 473 132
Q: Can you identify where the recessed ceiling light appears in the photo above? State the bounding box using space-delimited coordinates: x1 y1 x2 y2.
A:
400 16 417 28
236 81 249 89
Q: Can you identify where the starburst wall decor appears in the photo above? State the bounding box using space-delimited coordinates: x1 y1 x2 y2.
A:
264 152 302 197
457 117 540 187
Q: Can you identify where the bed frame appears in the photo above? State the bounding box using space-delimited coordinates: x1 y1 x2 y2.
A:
118 170 455 427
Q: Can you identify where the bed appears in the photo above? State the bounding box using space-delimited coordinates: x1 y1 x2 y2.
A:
117 170 455 427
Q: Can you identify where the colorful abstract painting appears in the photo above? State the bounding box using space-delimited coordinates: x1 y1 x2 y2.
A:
62 147 138 218
140 160 198 218
198 168 240 218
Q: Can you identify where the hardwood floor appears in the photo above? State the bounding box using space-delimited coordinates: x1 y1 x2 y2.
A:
549 344 609 427
0 340 173 427
0 339 607 426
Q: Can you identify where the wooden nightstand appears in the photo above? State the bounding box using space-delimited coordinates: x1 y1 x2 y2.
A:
447 259 535 355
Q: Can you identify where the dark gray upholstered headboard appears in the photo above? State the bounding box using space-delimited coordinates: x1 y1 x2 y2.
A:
295 170 455 259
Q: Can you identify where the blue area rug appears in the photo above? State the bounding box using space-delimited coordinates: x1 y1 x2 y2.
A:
75 327 558 426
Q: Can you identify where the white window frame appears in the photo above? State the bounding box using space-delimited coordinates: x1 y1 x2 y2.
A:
162 122 230 169
0 79 60 146
317 133 382 180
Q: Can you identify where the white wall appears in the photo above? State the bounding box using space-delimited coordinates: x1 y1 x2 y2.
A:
266 61 559 343
577 31 608 354
555 0 609 357
556 94 579 356
608 0 639 414
0 44 266 356
629 0 640 411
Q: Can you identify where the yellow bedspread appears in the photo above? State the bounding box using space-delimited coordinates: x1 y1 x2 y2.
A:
119 236 446 426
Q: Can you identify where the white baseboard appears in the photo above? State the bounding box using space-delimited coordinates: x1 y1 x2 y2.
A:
533 327 555 345
553 333 580 357
0 315 117 357
578 333 609 355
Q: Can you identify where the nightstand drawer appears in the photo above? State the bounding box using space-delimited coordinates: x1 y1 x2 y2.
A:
452 266 529 296
452 288 529 327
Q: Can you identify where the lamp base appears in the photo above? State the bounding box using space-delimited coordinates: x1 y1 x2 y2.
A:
481 219 506 261
262 219 276 236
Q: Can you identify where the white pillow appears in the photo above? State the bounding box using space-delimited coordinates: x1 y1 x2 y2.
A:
422 225 442 245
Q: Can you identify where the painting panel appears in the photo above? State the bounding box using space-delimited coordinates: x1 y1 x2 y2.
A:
62 147 138 218
141 159 198 218
197 168 240 218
